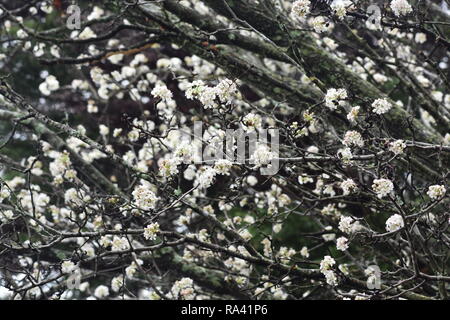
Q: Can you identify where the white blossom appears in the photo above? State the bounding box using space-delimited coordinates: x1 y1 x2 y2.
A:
339 216 356 234
151 83 173 101
340 179 357 195
39 75 59 96
199 86 218 109
242 113 262 132
389 140 406 155
415 33 427 44
99 124 109 136
215 78 238 104
64 188 90 206
291 0 311 18
132 184 159 210
0 188 11 203
390 0 413 16
87 6 104 21
61 261 76 274
323 270 338 286
330 0 352 19
311 16 329 33
40 2 53 13
372 178 394 199
144 222 160 240
246 175 258 186
171 277 195 299
111 275 124 293
343 130 364 148
196 167 217 189
338 147 353 162
336 236 349 251
372 98 393 114
16 29 27 39
427 185 446 200
385 214 404 232
300 246 309 258
325 88 347 110
0 210 14 223
320 255 336 272
75 27 96 40
159 158 180 178
347 106 360 123
185 80 206 100
111 236 130 252
94 285 109 299
298 174 314 185
214 159 233 175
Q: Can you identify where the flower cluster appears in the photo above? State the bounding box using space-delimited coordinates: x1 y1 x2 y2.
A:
132 183 159 211
39 75 59 96
242 113 262 132
170 277 195 299
340 179 357 195
251 144 276 167
311 16 329 33
330 0 352 20
372 98 393 115
385 214 404 232
151 83 173 101
336 236 349 251
390 0 413 16
343 130 364 148
325 88 347 110
372 178 394 199
389 140 406 155
338 216 361 234
1 0 448 301
144 222 160 240
427 185 446 200
184 78 239 109
291 0 311 18
320 256 338 286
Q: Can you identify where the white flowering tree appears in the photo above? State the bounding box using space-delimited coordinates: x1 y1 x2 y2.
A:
0 0 449 300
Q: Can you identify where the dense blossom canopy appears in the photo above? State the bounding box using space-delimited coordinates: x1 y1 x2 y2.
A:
0 0 449 300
